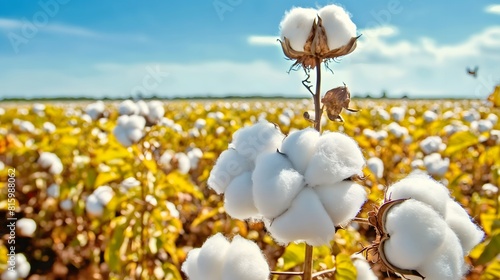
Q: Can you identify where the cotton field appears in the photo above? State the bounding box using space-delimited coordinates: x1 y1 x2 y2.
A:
0 99 499 279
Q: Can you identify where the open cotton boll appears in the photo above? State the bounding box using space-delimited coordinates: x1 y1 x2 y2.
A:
43 122 56 133
318 4 357 50
182 248 203 280
94 185 114 205
387 122 408 138
352 254 378 280
367 157 384 179
17 218 37 237
224 172 260 220
279 7 318 51
266 188 335 246
86 194 104 216
252 152 304 219
386 173 450 217
384 199 448 269
118 100 138 115
390 107 405 122
85 101 105 121
419 136 444 154
445 200 484 254
121 177 141 192
281 128 320 174
222 236 270 280
47 183 60 198
60 199 73 211
305 132 364 186
231 121 285 162
136 100 150 116
197 233 231 280
38 152 63 175
423 110 438 122
187 148 203 169
208 149 253 194
147 101 165 124
314 181 366 226
412 227 466 280
175 153 191 174
477 119 493 132
423 153 450 177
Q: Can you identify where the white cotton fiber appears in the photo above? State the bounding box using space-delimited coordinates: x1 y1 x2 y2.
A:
314 181 366 226
85 194 103 216
224 172 260 220
423 110 438 122
182 248 203 280
445 200 484 254
413 227 467 280
383 199 448 269
17 218 37 237
367 157 384 179
221 236 270 280
423 153 450 177
266 188 335 246
304 132 364 186
419 136 444 154
281 128 320 173
197 233 230 280
231 121 285 162
386 173 450 217
279 7 318 51
175 152 191 174
208 149 253 194
352 254 378 280
390 107 406 122
318 4 357 50
252 152 304 219
118 100 138 115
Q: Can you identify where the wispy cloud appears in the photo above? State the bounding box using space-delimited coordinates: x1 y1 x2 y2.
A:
247 35 280 46
0 18 99 37
485 4 500 15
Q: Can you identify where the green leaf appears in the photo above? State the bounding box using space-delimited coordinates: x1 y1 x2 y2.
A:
335 253 357 280
280 243 305 271
477 232 500 265
444 131 478 156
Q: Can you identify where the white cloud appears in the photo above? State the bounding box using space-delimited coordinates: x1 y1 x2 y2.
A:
0 18 98 37
485 4 500 15
248 35 280 46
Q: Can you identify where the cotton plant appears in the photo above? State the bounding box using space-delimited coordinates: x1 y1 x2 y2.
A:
37 152 63 175
113 115 146 147
85 185 114 217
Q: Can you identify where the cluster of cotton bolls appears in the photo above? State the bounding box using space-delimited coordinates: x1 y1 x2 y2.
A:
113 115 146 147
386 122 409 138
1 254 30 280
208 121 367 246
117 100 165 124
85 101 105 121
362 128 388 141
422 153 450 177
380 173 484 280
419 136 446 154
85 186 114 217
159 147 203 174
181 233 269 280
37 152 63 175
470 113 498 133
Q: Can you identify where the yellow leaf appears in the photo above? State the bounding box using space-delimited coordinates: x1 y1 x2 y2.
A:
488 85 500 107
335 253 357 280
444 131 478 156
94 172 120 187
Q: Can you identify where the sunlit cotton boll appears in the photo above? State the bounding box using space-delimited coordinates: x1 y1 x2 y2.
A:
230 121 285 162
120 177 141 192
444 200 484 254
387 122 408 138
482 183 499 196
383 199 448 269
423 110 438 122
59 199 73 211
367 157 384 179
419 136 445 154
2 254 30 280
221 235 270 280
85 101 105 121
113 115 146 147
32 103 45 115
476 119 494 132
208 149 253 194
42 122 56 134
279 7 317 51
352 254 378 280
390 107 406 122
386 173 450 217
37 152 63 175
47 183 60 198
16 120 36 133
176 153 191 174
86 186 114 217
187 148 203 169
423 153 450 177
305 132 364 186
17 218 37 237
118 100 139 115
146 101 165 124
224 172 260 220
281 128 320 174
318 4 357 50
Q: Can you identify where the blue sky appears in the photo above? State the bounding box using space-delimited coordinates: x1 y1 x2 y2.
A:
0 0 499 99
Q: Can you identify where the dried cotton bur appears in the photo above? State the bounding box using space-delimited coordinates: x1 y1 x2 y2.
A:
321 83 359 122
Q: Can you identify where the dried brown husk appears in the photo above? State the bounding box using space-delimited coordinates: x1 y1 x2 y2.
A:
321 84 358 122
279 16 359 69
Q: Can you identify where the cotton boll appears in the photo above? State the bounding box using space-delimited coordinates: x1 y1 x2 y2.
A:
281 128 320 174
419 136 443 154
314 181 367 226
208 149 253 194
279 7 318 51
477 119 493 132
352 254 378 280
17 218 37 237
445 200 484 254
47 183 60 198
38 152 63 175
1 270 18 280
136 100 150 116
194 118 207 130
60 199 73 211
423 153 450 177
387 122 408 138
487 113 498 124
278 114 290 126
166 201 180 218
43 122 56 133
118 100 139 115
176 153 191 174
49 160 64 175
413 227 466 280
318 4 357 50
86 194 104 216
147 101 165 124
390 107 405 122
231 121 285 162
187 148 203 169
423 110 438 122
482 183 499 196
121 177 141 192
367 157 384 179
85 101 105 121
224 172 260 220
182 248 203 280
197 233 231 280
305 132 364 187
266 188 335 246
386 173 450 217
252 152 304 219
222 236 270 280
94 185 114 205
